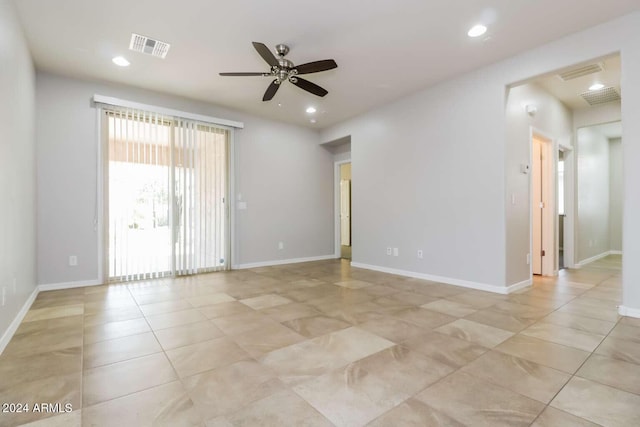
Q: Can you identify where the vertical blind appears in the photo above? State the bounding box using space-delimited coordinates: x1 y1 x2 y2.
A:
105 108 229 282
173 119 229 276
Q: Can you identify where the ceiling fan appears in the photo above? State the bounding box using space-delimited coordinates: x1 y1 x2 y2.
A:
219 42 337 101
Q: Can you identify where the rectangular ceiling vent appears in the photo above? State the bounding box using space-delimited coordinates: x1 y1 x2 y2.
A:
129 33 170 59
580 87 621 106
557 62 604 81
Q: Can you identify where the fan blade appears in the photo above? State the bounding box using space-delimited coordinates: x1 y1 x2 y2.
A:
291 77 328 97
263 80 280 101
295 59 338 75
219 72 267 76
252 42 278 67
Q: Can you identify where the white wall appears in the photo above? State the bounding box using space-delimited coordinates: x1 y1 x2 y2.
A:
609 137 623 252
0 0 36 345
574 102 621 130
322 138 351 163
572 104 622 264
322 67 508 289
322 12 640 305
505 83 573 283
576 127 611 261
35 72 333 285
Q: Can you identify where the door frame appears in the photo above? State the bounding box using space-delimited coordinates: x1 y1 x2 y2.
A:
557 143 574 271
98 109 235 282
529 127 557 277
334 159 351 258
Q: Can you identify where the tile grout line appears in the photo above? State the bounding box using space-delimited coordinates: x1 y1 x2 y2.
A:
526 274 626 426
383 268 621 426
180 273 337 425
222 268 351 425
129 280 205 423
80 282 191 420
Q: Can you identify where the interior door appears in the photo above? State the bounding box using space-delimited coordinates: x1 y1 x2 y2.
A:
532 138 543 274
340 179 351 246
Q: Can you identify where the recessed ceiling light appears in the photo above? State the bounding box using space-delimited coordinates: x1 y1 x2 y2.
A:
310 119 317 124
467 24 487 38
112 56 130 67
589 83 605 91
306 107 317 114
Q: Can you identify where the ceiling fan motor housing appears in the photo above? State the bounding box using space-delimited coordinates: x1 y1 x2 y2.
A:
274 58 297 83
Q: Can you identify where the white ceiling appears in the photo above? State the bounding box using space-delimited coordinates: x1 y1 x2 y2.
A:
536 55 621 110
13 0 640 128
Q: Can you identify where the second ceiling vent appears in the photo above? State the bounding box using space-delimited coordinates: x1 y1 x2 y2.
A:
129 33 170 59
557 62 604 81
580 86 621 106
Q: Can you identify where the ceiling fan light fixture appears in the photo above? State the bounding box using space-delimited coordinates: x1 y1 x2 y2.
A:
468 24 487 38
306 107 317 114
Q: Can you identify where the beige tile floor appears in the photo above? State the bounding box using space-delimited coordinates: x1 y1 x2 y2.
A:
1 255 638 426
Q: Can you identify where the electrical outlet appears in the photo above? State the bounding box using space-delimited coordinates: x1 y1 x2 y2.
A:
417 250 423 259
69 255 78 266
393 248 399 257
278 242 284 250
386 247 392 255
526 253 530 265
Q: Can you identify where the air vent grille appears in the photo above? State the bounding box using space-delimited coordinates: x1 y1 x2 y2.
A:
557 63 604 81
129 33 170 59
580 87 621 106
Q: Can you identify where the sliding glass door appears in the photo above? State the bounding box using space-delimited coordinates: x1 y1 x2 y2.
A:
105 109 229 282
173 119 229 276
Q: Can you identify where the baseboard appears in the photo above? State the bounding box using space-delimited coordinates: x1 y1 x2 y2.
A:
506 278 533 293
233 254 338 270
576 250 622 268
619 305 640 318
0 287 39 355
1 279 104 355
38 279 103 292
350 262 520 295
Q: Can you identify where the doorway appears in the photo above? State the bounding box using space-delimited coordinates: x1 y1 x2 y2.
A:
507 54 620 278
105 109 230 282
339 163 352 259
531 132 555 276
